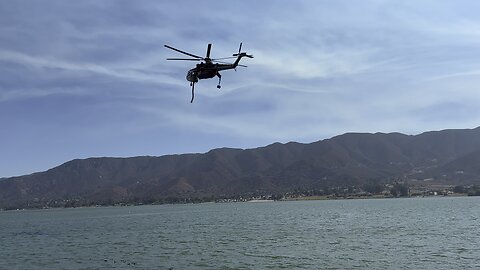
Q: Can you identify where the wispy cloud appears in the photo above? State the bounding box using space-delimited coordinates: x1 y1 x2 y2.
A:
2 0 480 177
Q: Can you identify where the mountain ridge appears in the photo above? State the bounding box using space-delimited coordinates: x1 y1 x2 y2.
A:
2 127 480 209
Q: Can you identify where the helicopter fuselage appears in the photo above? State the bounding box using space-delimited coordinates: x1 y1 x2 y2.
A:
186 63 235 83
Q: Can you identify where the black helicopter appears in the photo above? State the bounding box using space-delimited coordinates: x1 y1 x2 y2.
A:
164 43 253 102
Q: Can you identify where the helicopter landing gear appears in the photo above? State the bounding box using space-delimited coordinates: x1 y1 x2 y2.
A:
216 72 222 89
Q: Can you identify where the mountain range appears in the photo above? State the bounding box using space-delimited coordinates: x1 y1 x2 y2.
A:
2 127 480 209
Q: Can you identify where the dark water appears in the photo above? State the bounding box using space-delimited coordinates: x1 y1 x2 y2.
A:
1 197 479 269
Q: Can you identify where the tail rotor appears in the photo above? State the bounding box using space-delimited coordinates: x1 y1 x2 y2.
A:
233 42 253 58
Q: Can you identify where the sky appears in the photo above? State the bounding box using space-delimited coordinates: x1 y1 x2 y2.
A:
2 0 480 177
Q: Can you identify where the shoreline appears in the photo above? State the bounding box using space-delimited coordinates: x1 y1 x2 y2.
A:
0 193 471 212
281 193 467 201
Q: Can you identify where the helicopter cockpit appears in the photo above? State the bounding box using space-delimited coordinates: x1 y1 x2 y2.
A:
186 69 198 83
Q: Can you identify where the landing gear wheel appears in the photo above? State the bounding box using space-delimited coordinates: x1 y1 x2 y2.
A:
217 85 221 89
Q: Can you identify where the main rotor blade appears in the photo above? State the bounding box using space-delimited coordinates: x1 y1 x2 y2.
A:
212 56 237 60
238 42 242 53
211 60 247 67
212 60 232 64
164 45 203 59
206 44 212 59
166 58 202 61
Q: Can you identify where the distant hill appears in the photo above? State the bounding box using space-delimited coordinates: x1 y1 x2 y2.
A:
2 127 480 209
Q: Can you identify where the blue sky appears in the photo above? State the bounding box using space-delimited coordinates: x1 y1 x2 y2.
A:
2 0 480 177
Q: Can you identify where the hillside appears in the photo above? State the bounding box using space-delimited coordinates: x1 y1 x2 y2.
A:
1 127 480 209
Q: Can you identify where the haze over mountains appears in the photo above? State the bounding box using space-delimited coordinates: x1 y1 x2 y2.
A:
2 127 480 209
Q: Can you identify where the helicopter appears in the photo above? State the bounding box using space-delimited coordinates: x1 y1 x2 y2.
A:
164 43 253 102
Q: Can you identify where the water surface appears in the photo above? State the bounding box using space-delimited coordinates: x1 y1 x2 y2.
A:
1 197 479 269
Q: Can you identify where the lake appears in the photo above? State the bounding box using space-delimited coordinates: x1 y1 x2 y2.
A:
1 197 479 269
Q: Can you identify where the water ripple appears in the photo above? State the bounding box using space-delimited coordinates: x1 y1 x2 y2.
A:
1 197 480 269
